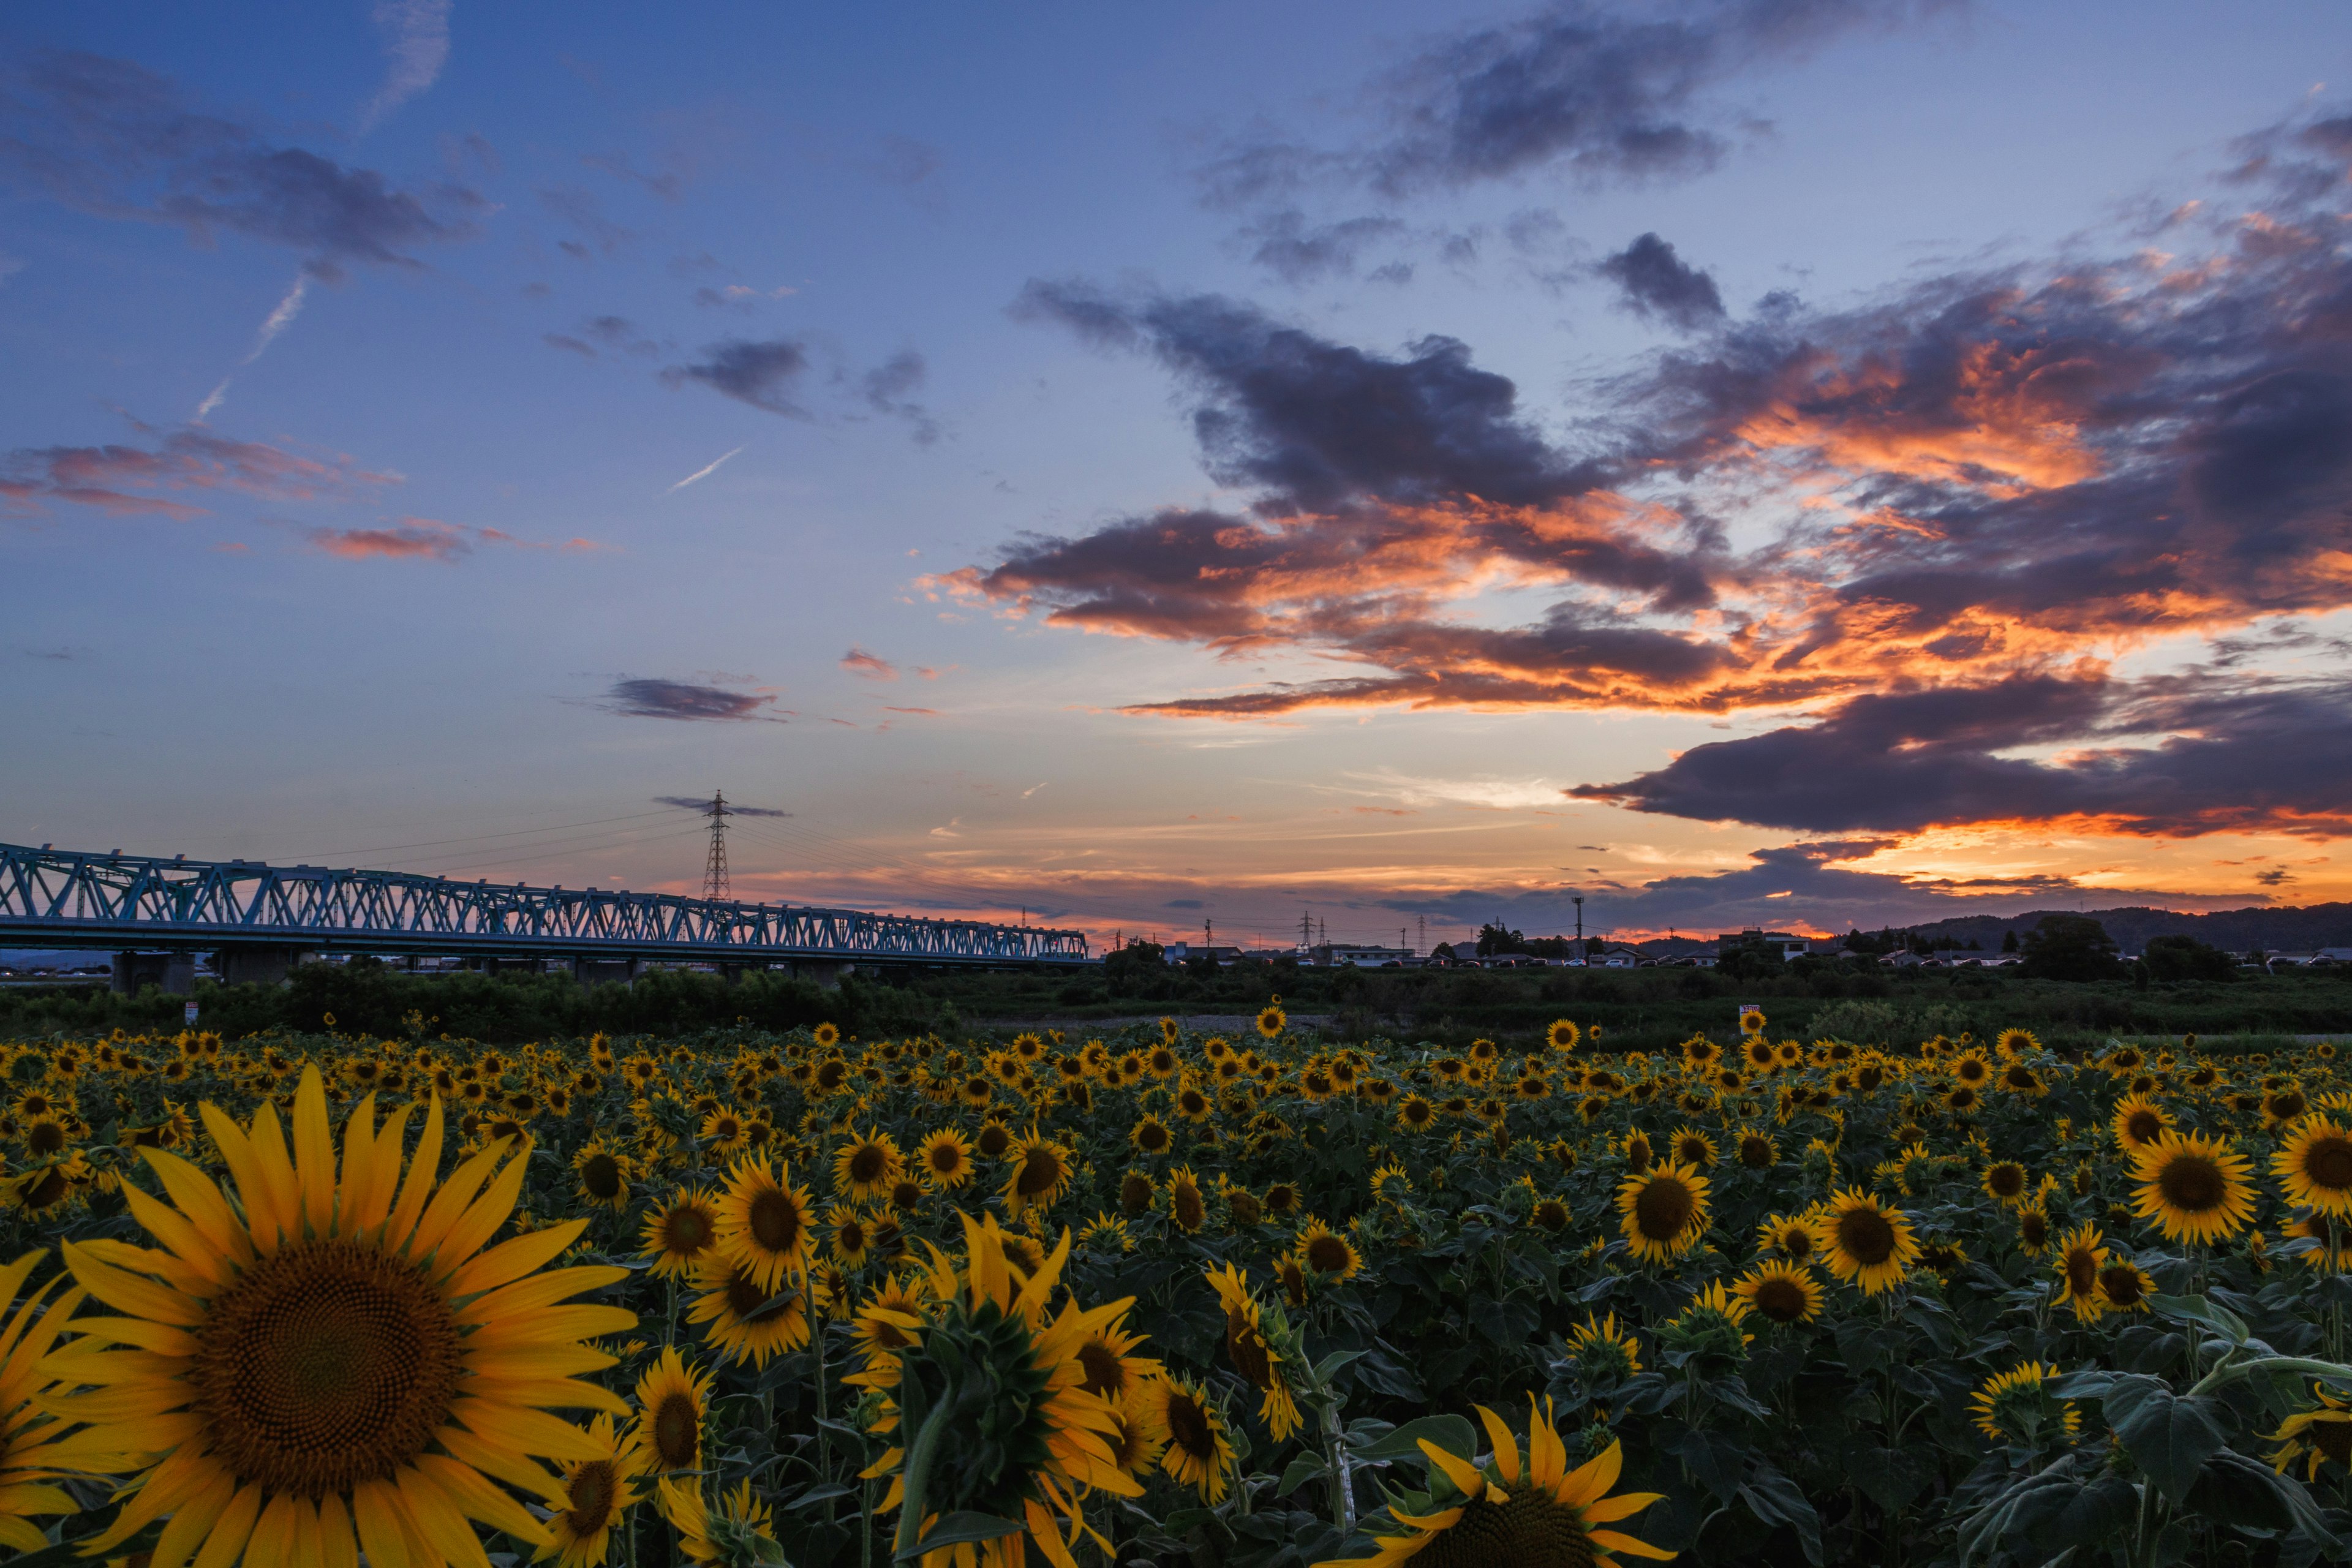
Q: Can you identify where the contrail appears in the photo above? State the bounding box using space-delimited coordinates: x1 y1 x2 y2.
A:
666 445 745 493
192 273 312 422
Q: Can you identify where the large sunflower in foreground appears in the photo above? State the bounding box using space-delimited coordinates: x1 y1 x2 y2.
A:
1 1249 112 1553
2130 1129 2256 1245
1815 1189 1920 1295
1616 1164 1711 1264
38 1066 634 1568
862 1213 1141 1568
1315 1398 1670 1568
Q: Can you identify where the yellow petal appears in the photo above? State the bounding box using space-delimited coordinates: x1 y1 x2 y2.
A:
1476 1404 1521 1486
447 1220 592 1302
244 1101 304 1249
1583 1490 1663 1525
382 1096 447 1255
1420 1439 1487 1501
352 1478 415 1568
230 1491 298 1568
292 1065 337 1238
1559 1439 1623 1507
426 1153 532 1278
418 1451 552 1545
60 1241 206 1335
1590 1529 1677 1560
136 1148 255 1269
397 1462 496 1568
148 1469 237 1568
317 1490 361 1568
117 1186 230 1290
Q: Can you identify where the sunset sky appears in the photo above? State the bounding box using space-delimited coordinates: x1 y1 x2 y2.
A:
6 1 2350 952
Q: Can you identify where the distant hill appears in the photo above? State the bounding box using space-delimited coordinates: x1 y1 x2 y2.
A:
1869 905 2352 955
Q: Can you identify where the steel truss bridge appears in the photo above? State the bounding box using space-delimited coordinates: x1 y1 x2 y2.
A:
0 842 1088 982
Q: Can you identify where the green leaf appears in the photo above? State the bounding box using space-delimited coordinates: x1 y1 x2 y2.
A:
1311 1348 1367 1385
2105 1381 2227 1507
2150 1292 2250 1346
1354 1414 1478 1465
1839 1436 1933 1514
1738 1465 1823 1566
897 1511 1024 1561
1278 1453 1330 1496
2187 1448 2345 1553
2026 1473 2138 1551
4 1523 162 1568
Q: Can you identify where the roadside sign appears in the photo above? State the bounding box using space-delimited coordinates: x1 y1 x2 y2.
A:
184 1002 198 1025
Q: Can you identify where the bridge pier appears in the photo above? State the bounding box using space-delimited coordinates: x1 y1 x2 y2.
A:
571 958 638 987
214 947 310 987
111 952 195 995
796 960 850 990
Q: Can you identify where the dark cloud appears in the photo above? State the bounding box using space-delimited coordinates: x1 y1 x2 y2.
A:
538 187 634 257
1015 281 1606 511
0 51 477 277
603 679 778 722
1165 899 1205 909
858 350 939 443
2 426 398 518
1197 0 1944 205
1238 211 1409 284
1599 232 1725 329
1574 675 2352 837
662 339 813 417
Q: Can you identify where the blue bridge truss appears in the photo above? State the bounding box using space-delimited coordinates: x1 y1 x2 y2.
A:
0 842 1088 968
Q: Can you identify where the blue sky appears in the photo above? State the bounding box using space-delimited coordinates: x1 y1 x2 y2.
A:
6 1 2350 950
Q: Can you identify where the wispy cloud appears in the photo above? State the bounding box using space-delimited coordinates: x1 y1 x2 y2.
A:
666 445 744 493
2 424 398 519
302 516 615 562
195 272 312 420
841 647 899 680
360 0 454 132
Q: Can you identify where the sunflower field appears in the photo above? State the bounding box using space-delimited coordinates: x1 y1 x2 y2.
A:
5 1008 2352 1568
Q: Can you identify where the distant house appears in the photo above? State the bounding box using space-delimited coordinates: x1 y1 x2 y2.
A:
1161 943 1247 965
1718 929 1815 960
1316 943 1415 968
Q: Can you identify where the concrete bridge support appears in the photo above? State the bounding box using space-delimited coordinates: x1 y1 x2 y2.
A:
213 947 311 987
111 952 195 995
796 960 850 990
571 958 639 987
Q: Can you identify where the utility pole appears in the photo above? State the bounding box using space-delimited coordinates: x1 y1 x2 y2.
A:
1418 914 1426 953
1205 916 1213 948
701 791 732 901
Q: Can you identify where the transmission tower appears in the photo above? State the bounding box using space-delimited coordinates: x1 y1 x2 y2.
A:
701 791 732 901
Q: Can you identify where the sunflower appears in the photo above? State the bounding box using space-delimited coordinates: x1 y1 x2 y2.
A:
1205 1264 1302 1440
832 1128 905 1202
829 1204 876 1270
2130 1129 2256 1245
2109 1093 2173 1152
540 1412 641 1567
1950 1052 1992 1087
631 1346 714 1479
1996 1028 2041 1058
1733 1261 1824 1325
1002 1131 1075 1217
660 1477 780 1566
1815 1189 1921 1295
1129 1117 1174 1156
1733 1127 1778 1170
1982 1161 2030 1208
571 1137 634 1212
1756 1211 1819 1264
1668 1128 1717 1169
687 1253 809 1367
1103 1389 1167 1482
1971 1363 2080 1447
1621 1130 1655 1175
1546 1019 1582 1052
714 1156 817 1290
1294 1219 1362 1282
1167 1167 1208 1233
1396 1095 1438 1132
2270 1385 2352 1480
1564 1312 1643 1384
1144 1373 1235 1504
36 1066 634 1568
2275 1117 2352 1218
1616 1164 1711 1264
1314 1398 1669 1568
865 1215 1145 1566
916 1128 973 1189
1257 1005 1287 1039
2097 1258 2155 1314
641 1186 722 1279
0 1248 112 1554
2015 1203 2055 1257
2051 1221 2110 1320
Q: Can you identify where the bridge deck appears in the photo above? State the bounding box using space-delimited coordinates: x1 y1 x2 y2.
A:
0 843 1088 966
